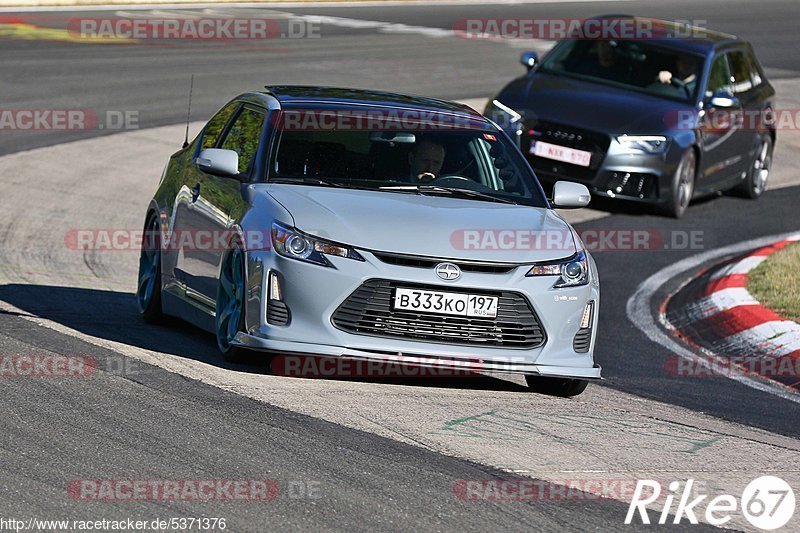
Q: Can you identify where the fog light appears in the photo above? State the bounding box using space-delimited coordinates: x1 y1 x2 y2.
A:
269 271 283 301
267 271 290 326
580 301 594 329
574 301 595 353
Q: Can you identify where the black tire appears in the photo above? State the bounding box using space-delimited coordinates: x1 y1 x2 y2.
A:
734 135 772 199
524 375 589 397
661 149 696 219
136 214 166 324
215 241 250 363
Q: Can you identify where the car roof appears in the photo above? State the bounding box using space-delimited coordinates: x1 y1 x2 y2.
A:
589 15 742 55
262 85 487 120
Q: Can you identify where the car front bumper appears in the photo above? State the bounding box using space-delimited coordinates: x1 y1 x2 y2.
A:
235 247 602 380
507 120 684 205
530 144 684 205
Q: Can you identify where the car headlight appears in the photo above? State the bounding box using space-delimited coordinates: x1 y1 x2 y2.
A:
271 222 364 267
616 135 669 154
526 251 589 288
490 100 523 124
486 100 525 135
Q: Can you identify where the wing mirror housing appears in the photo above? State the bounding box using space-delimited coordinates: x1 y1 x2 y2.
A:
520 51 539 71
708 91 741 109
551 180 591 209
195 148 240 178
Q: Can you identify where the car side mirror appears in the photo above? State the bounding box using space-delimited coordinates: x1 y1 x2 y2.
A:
708 91 741 109
195 148 240 178
520 51 538 71
551 181 591 209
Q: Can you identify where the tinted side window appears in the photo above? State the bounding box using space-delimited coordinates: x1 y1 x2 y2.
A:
200 102 239 151
706 55 733 98
728 51 754 95
746 49 764 87
220 107 266 175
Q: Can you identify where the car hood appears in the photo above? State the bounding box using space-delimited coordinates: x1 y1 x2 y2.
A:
496 71 695 134
261 184 577 263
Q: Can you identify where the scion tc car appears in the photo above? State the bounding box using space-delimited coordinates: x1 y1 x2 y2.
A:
486 16 776 217
136 86 600 397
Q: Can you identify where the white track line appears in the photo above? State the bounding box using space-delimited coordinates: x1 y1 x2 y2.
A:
674 287 759 325
708 255 767 279
713 321 800 358
679 237 800 358
627 231 800 404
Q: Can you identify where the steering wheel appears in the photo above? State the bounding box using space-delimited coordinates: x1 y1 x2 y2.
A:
667 76 695 99
430 175 473 184
670 77 687 89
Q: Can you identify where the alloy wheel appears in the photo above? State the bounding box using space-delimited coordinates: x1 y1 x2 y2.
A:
677 152 696 211
752 138 772 196
136 216 161 313
216 247 245 352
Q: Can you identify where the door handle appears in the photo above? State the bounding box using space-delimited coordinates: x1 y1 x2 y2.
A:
191 183 201 203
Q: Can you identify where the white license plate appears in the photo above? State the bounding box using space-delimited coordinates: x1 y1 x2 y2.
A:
530 140 592 167
393 288 498 318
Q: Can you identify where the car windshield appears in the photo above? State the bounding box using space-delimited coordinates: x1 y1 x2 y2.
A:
268 115 548 208
539 39 704 103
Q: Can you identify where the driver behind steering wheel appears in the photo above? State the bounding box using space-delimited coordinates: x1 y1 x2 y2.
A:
408 138 446 182
657 54 699 96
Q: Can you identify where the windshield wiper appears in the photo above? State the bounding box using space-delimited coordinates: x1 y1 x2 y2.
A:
272 177 390 193
379 185 519 205
271 177 344 188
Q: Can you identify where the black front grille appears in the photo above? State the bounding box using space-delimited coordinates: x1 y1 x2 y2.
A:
331 279 546 348
522 120 610 183
601 171 659 200
372 252 516 274
573 329 592 353
267 300 290 326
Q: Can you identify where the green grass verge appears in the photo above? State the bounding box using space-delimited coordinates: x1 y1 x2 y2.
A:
748 242 800 323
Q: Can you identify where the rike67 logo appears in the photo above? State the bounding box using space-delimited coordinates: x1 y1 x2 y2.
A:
626 476 795 530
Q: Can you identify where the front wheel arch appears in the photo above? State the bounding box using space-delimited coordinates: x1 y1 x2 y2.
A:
733 134 773 199
215 236 251 362
660 148 697 219
136 210 165 323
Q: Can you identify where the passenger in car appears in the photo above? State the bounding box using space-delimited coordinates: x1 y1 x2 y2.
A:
574 40 629 81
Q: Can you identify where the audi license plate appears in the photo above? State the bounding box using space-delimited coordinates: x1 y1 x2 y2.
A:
530 140 592 167
393 288 498 318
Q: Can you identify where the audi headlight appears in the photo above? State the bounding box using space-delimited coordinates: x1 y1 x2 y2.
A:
485 100 525 136
490 100 523 124
271 222 363 267
526 251 589 288
616 135 669 154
